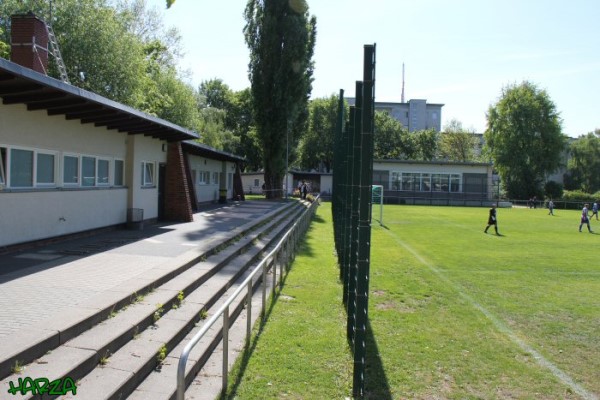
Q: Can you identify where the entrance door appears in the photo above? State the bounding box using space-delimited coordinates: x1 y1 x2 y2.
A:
158 163 166 220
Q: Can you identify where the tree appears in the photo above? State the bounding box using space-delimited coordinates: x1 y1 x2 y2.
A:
439 119 478 162
244 0 316 198
0 27 8 59
373 110 406 159
566 131 600 193
298 95 340 171
484 81 566 199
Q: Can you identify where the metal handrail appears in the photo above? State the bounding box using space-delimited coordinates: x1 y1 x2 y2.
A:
176 196 319 400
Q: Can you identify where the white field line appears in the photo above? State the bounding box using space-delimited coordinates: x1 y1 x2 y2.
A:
384 228 598 400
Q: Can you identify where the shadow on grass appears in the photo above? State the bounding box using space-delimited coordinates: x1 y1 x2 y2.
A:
363 319 393 400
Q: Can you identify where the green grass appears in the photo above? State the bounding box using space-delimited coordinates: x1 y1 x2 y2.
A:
226 203 600 399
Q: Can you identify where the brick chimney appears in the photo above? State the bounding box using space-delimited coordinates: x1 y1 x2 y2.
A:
10 13 49 75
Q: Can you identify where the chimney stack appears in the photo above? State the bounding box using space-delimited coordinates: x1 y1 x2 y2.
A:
10 13 49 75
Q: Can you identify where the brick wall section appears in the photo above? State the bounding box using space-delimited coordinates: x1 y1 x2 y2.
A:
10 13 49 75
165 142 193 222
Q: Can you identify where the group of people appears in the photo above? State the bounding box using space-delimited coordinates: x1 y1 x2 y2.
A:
484 201 599 235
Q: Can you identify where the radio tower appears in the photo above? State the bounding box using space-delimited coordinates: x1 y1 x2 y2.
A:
401 63 405 103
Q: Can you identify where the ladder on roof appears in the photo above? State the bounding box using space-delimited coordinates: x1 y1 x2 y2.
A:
46 24 70 84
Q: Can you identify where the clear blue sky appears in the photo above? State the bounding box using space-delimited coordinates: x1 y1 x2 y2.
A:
146 0 599 137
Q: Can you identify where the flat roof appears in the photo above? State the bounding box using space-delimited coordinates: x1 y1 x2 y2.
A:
0 58 198 142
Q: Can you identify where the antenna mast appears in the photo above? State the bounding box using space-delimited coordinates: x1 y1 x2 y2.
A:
401 62 405 103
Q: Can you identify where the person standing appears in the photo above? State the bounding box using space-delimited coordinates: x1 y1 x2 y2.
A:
548 199 555 216
301 180 308 199
590 201 599 220
484 204 499 235
579 203 593 233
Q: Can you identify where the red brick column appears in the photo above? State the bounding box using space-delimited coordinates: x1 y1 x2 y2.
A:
11 13 49 75
165 142 193 222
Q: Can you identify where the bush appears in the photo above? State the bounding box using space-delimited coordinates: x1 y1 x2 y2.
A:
544 180 563 200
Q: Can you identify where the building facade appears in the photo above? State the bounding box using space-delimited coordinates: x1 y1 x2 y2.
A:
347 98 444 132
0 13 244 248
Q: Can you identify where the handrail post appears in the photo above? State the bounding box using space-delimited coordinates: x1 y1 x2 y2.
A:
222 305 229 395
272 250 277 295
246 280 252 346
262 263 267 318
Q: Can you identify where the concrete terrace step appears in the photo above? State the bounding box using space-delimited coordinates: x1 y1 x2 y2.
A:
0 199 310 400
61 203 305 400
0 200 298 381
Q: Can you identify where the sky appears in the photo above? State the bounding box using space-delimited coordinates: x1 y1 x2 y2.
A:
145 0 599 137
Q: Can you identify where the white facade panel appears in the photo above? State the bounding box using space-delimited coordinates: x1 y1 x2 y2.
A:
0 189 127 247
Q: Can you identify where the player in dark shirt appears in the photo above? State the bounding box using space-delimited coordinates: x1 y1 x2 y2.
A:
484 204 499 235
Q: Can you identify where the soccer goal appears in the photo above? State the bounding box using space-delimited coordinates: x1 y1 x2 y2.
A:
371 185 383 226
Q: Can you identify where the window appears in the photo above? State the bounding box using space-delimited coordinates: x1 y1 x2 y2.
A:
36 152 55 185
10 148 34 187
0 147 6 186
142 161 155 187
63 155 79 185
421 173 431 192
197 171 209 185
228 173 233 189
82 156 96 187
97 159 109 185
450 175 460 192
114 160 124 186
213 172 219 185
391 172 401 190
431 174 442 192
254 178 260 187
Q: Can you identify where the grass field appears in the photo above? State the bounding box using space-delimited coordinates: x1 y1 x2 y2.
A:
226 202 600 399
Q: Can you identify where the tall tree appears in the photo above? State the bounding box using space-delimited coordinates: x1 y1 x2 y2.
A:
298 95 341 172
484 81 566 199
566 131 600 193
244 0 316 198
439 119 478 162
373 110 406 159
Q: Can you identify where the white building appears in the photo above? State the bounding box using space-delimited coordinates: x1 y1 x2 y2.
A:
0 14 244 249
347 98 444 132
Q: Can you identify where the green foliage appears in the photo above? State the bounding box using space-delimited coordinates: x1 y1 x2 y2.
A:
0 27 8 59
199 309 208 320
561 190 598 203
439 118 478 161
153 303 164 323
298 94 342 171
11 360 24 374
156 344 167 365
244 0 316 198
373 110 406 159
543 180 563 199
567 131 600 193
484 81 566 199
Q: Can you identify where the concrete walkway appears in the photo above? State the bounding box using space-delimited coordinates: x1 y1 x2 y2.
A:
0 200 288 340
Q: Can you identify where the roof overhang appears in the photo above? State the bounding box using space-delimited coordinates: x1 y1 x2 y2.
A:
182 140 245 163
0 58 198 142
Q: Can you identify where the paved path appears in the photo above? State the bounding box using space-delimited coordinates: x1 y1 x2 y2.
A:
0 200 287 339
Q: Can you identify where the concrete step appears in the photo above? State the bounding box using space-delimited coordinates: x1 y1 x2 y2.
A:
0 201 297 380
61 203 305 400
0 199 311 399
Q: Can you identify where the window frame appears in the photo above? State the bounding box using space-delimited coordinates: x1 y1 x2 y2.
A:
35 151 57 187
141 161 155 187
81 155 97 187
96 158 110 186
0 146 6 187
114 159 125 186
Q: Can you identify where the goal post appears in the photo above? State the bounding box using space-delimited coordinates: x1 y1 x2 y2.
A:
371 185 383 226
